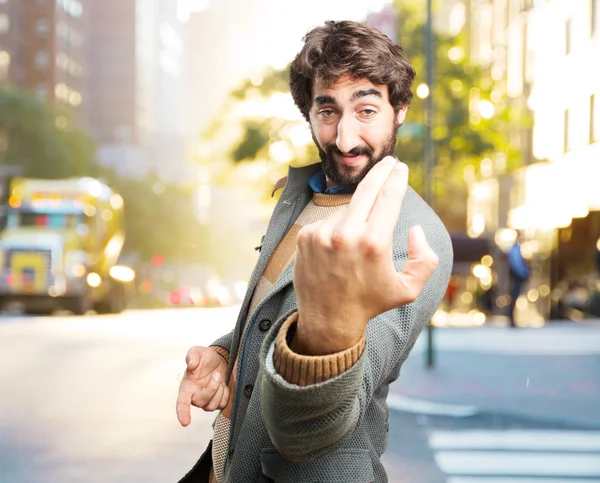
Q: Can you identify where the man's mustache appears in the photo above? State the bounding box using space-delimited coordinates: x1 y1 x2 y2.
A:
325 145 374 157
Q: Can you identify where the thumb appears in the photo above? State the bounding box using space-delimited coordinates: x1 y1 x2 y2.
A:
185 347 202 372
395 225 439 303
407 225 433 260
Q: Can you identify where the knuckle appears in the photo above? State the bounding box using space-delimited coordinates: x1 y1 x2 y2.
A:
313 229 330 248
176 392 188 406
359 235 384 257
330 229 348 250
190 390 203 408
185 347 197 363
208 377 221 392
296 226 312 246
176 400 189 411
194 388 213 408
179 379 193 394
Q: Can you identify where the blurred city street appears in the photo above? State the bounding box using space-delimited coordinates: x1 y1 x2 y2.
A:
1 308 599 483
1 0 600 480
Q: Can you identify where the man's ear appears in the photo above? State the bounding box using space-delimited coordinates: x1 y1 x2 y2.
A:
396 105 408 125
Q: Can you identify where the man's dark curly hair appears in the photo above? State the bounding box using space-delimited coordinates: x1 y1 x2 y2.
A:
290 20 416 121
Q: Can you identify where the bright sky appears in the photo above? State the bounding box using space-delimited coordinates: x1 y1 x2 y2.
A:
180 0 392 73
242 0 392 70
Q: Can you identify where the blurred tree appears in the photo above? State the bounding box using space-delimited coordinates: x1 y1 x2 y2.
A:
232 119 271 162
391 1 529 229
0 86 96 178
0 85 207 264
102 173 211 263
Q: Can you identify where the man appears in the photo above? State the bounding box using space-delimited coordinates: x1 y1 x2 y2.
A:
507 232 530 327
177 21 453 483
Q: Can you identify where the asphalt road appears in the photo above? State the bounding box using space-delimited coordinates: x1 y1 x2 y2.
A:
1 309 599 483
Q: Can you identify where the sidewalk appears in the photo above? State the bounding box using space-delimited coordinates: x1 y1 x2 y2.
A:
391 323 600 428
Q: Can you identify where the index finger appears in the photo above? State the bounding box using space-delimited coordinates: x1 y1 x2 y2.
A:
176 381 193 427
365 161 409 241
344 156 398 223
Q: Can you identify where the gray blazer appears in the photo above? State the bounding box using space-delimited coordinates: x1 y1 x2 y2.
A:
183 163 453 483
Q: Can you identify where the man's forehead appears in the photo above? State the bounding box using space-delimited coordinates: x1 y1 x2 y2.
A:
312 76 388 100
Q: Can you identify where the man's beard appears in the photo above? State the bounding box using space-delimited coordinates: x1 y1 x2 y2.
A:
313 128 398 191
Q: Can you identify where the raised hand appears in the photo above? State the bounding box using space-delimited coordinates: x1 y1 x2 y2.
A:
291 157 439 355
176 346 229 427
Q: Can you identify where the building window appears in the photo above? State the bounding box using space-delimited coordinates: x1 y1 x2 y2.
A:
34 50 50 71
564 108 570 153
565 19 572 56
0 13 9 35
592 94 598 143
35 18 50 38
592 0 598 37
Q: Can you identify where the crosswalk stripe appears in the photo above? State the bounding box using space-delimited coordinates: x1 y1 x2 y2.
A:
430 430 600 452
387 394 478 418
413 330 600 355
434 452 600 477
447 478 594 483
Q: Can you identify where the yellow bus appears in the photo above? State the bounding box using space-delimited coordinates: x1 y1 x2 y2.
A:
0 177 134 315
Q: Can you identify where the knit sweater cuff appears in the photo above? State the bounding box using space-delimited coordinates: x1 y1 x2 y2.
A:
210 345 230 364
273 312 366 387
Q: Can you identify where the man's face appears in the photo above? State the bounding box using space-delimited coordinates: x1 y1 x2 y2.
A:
309 75 407 190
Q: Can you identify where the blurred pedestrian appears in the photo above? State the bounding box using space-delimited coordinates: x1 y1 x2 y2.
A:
595 235 600 276
175 21 453 483
507 232 530 327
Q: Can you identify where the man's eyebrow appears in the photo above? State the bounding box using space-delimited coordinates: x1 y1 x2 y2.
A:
314 95 337 106
351 88 383 101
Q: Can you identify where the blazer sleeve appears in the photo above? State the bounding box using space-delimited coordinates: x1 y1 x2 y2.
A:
210 329 234 355
259 222 453 461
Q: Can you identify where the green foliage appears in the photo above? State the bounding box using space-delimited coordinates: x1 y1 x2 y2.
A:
232 120 271 162
230 67 290 99
99 171 210 263
392 1 528 227
0 85 97 179
0 85 206 264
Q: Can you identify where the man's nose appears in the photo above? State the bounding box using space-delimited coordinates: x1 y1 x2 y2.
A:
336 115 360 154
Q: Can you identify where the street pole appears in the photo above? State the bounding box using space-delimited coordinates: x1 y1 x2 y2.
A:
425 0 436 369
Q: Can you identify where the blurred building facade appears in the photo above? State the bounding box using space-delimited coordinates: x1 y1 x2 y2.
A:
466 0 600 323
0 0 86 121
86 0 191 185
183 6 235 147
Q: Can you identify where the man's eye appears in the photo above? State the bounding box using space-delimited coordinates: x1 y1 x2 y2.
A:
361 109 377 117
319 109 335 117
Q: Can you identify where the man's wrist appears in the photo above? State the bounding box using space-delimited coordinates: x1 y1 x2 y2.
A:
291 312 367 356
